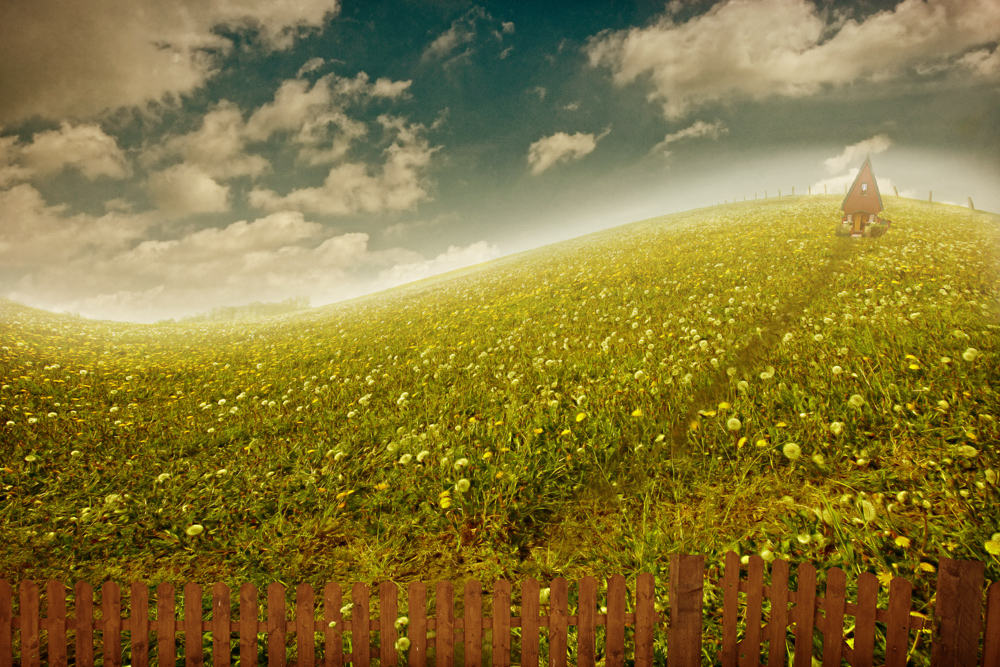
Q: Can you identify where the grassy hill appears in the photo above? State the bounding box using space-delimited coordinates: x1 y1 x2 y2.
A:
1 194 998 663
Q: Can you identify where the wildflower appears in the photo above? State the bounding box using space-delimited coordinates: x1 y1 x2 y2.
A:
395 616 409 629
340 603 354 615
813 334 824 342
399 454 412 465
830 422 844 435
156 473 171 483
24 454 37 462
848 394 865 408
456 479 470 492
576 412 587 422
539 588 550 605
185 524 204 536
760 366 774 380
797 533 811 544
726 417 741 431
811 453 825 466
986 469 997 485
416 450 430 463
783 333 793 343
831 366 842 375
634 370 645 381
632 408 642 417
737 380 749 392
782 443 801 461
47 412 57 418
962 348 979 362
70 450 82 457
454 458 468 470
956 445 979 459
439 496 452 509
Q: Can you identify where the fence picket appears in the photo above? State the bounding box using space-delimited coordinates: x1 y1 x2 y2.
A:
721 552 739 667
767 559 789 667
493 579 512 667
605 575 625 667
351 582 370 667
408 581 427 667
932 558 985 667
239 584 258 667
0 580 11 667
436 581 455 667
213 583 231 667
155 583 174 667
297 584 315 667
47 580 67 667
464 580 483 667
852 572 878 667
885 577 913 667
740 555 765 667
20 581 40 667
635 573 656 667
101 581 122 667
130 581 149 667
184 583 204 667
821 568 846 667
381 581 398 667
267 583 286 667
519 578 539 667
550 577 569 667
668 555 704 667
983 581 1000 667
577 577 596 667
322 583 343 667
792 562 817 667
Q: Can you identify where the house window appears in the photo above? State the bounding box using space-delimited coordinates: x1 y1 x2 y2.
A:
861 183 868 196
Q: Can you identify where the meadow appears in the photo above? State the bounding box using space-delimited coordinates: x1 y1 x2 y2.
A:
1 194 998 665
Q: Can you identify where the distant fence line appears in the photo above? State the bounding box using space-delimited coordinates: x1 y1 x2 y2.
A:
722 187 978 210
2 554 998 667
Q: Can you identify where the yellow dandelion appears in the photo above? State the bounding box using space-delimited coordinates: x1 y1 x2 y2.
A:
632 408 642 417
575 412 587 422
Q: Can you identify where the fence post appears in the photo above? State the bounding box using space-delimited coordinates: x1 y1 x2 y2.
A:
931 558 985 667
668 555 704 667
983 582 1000 667
968 197 975 211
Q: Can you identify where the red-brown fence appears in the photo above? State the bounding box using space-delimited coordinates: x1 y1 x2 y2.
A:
1 553 997 667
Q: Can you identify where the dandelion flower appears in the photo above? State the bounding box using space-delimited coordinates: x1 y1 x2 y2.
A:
830 422 844 436
399 453 412 465
797 533 811 544
24 454 37 462
416 450 430 462
395 616 409 629
782 443 802 461
634 370 645 381
726 417 742 431
962 348 979 362
848 394 865 408
456 479 471 492
539 588 550 604
811 453 825 466
185 524 204 536
760 366 774 380
632 408 643 417
439 496 452 509
813 334 824 342
831 366 842 375
454 458 468 470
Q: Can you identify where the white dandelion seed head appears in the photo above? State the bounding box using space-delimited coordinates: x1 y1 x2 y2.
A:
782 443 802 461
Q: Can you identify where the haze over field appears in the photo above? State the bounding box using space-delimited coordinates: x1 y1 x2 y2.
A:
1 0 998 322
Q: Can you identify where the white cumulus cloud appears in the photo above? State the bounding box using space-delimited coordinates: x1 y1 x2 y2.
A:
148 164 231 214
0 122 130 185
528 131 602 175
824 134 892 173
587 0 1000 119
376 241 501 288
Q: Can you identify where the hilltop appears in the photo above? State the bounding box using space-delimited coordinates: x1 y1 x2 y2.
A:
1 194 998 658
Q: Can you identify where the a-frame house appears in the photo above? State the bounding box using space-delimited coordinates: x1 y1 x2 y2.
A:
841 156 884 237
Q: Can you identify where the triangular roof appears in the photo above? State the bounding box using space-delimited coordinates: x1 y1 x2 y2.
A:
841 155 884 212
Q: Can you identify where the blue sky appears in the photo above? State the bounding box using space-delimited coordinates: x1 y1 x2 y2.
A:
1 0 998 322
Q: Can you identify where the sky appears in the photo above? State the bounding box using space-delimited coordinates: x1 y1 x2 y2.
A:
1 0 998 323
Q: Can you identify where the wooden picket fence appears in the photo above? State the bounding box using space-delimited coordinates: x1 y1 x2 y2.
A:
2 553 998 667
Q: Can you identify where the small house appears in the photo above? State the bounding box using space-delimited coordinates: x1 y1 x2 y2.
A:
840 156 886 237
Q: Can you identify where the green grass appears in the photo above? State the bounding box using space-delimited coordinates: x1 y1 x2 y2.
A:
1 194 998 665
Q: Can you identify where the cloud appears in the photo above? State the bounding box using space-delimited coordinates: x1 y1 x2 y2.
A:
823 134 892 173
587 0 1000 119
957 46 1000 78
0 122 129 185
0 0 341 124
249 116 438 215
145 102 270 180
527 131 604 175
652 119 728 156
1 193 500 322
375 241 501 289
148 164 231 213
422 6 513 64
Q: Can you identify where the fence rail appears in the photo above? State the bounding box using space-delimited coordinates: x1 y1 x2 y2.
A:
2 553 997 667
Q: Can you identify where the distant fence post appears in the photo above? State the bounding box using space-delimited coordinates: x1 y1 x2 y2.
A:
968 197 975 211
929 190 933 202
668 554 704 667
931 558 985 667
894 185 899 196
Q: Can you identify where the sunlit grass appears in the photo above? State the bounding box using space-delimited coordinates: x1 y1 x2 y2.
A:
1 194 998 665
